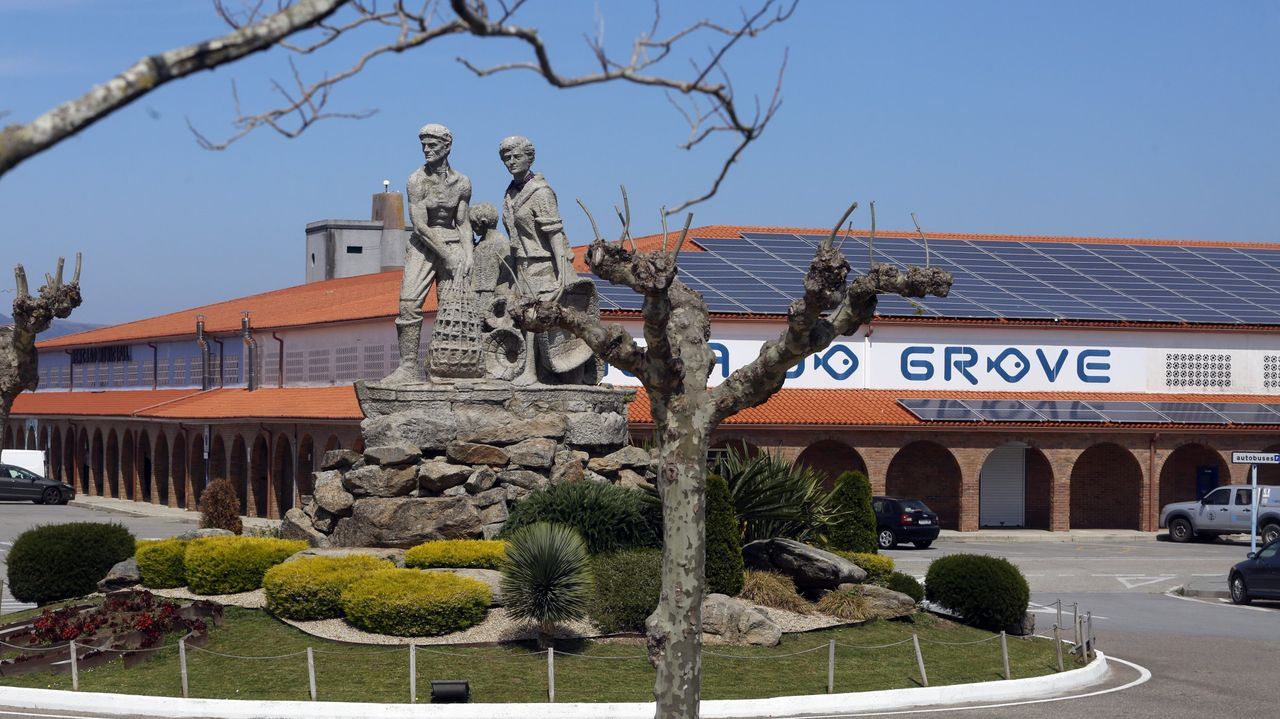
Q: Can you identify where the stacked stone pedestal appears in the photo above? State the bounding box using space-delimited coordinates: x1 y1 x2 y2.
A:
282 380 644 548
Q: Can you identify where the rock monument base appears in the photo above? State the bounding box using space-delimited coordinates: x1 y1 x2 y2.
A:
282 379 648 548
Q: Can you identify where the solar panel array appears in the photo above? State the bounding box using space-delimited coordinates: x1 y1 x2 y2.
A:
595 231 1280 324
899 398 1280 425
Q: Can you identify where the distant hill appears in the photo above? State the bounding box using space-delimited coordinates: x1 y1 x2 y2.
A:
0 313 104 340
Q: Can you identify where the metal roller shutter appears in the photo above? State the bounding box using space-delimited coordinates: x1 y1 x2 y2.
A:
980 444 1025 527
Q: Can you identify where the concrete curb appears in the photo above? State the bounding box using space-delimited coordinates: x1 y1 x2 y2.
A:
0 651 1109 718
1177 583 1230 600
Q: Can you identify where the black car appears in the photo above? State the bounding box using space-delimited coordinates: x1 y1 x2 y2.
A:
872 496 941 549
1229 539 1280 605
0 464 74 505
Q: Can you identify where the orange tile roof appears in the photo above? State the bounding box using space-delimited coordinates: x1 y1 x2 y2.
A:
13 387 361 421
10 389 202 417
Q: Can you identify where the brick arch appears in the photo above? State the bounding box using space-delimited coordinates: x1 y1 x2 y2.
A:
25 427 36 449
2 425 11 449
91 429 104 496
251 435 270 518
230 435 248 514
137 430 153 502
172 435 188 509
886 441 962 530
795 439 867 489
272 434 294 517
106 430 120 497
63 428 76 490
50 427 63 483
323 435 340 455
1160 442 1229 507
296 435 316 499
154 434 170 506
1259 443 1280 485
38 426 48 456
975 442 1055 530
189 433 209 507
1071 442 1143 529
77 428 91 495
121 429 135 500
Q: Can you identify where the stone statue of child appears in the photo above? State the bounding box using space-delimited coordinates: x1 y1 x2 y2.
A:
468 202 511 298
382 123 474 385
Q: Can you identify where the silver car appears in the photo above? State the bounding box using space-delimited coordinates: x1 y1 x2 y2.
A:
1160 484 1280 544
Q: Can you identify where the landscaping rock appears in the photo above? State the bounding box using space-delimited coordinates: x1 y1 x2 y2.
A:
504 437 557 468
175 527 235 540
422 568 504 606
498 468 546 489
327 496 482 547
313 480 355 515
320 449 362 471
742 538 867 591
479 501 509 525
616 469 654 491
282 507 330 546
447 442 509 466
342 465 418 498
362 409 457 450
701 594 781 646
587 445 652 474
464 467 499 494
443 486 468 497
459 414 567 446
482 523 505 540
471 487 507 508
505 484 531 503
97 557 141 592
285 547 406 568
565 411 628 447
312 507 339 534
1005 611 1036 637
418 460 472 493
551 449 588 484
363 443 422 466
838 584 917 620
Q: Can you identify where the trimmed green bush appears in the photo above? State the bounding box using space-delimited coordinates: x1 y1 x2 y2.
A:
136 538 189 588
198 478 243 535
405 540 507 570
816 587 869 621
738 570 811 614
705 474 745 596
827 471 877 553
835 551 894 586
590 549 661 634
502 523 593 639
5 523 135 604
264 555 393 620
183 537 307 595
341 569 490 636
924 554 1029 630
887 571 924 603
501 481 660 554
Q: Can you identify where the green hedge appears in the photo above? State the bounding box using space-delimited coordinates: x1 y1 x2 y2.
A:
924 554 1028 630
827 471 877 553
341 569 490 636
502 481 660 554
136 539 189 588
183 537 307 595
705 475 744 596
836 551 895 586
590 549 661 634
404 540 507 570
886 571 924 603
5 523 135 604
264 555 393 620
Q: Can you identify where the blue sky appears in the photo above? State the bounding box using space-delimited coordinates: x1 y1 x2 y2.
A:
1 0 1277 324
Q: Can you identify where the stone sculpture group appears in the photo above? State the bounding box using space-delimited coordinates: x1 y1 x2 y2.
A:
283 125 637 546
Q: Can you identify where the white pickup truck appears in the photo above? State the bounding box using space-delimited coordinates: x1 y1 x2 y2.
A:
1160 484 1280 544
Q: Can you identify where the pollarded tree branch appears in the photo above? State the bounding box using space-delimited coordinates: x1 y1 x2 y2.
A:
509 298 646 375
2 254 84 437
0 0 347 180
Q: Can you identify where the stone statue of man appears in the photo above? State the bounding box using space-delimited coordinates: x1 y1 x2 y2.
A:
382 123 474 385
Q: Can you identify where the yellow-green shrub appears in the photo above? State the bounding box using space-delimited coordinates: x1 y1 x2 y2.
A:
341 569 490 636
404 540 507 570
136 538 189 588
837 551 895 586
264 555 393 620
183 537 307 595
816 587 870 621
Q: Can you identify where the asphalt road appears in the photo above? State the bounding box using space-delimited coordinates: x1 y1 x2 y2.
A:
1 514 1276 717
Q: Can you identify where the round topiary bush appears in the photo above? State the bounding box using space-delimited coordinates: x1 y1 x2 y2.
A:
183 536 307 595
264 555 394 620
886 571 924 603
705 474 744 596
501 481 660 554
136 538 189 588
828 470 877 553
405 539 507 570
924 554 1029 630
590 548 661 634
5 523 135 604
198 478 243 535
341 569 490 636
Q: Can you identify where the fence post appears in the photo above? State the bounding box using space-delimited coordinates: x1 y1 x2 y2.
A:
827 639 835 694
1000 631 1010 680
1072 603 1080 647
1053 624 1064 672
1055 599 1063 637
307 647 316 701
547 648 555 703
179 638 189 698
912 634 928 688
69 641 78 691
1086 612 1094 659
1 579 5 616
409 643 417 704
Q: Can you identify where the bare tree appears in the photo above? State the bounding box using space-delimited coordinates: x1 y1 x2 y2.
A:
0 257 83 435
513 199 953 719
1 0 794 216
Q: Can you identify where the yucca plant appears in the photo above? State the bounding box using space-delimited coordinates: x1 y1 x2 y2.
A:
501 522 593 646
714 447 847 544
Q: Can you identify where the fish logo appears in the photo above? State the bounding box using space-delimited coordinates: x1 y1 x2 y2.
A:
986 348 1031 383
816 345 859 381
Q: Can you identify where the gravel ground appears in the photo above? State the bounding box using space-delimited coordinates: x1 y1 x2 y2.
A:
152 586 267 609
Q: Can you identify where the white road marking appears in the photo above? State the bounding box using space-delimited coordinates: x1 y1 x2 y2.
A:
1162 589 1271 612
1090 574 1177 589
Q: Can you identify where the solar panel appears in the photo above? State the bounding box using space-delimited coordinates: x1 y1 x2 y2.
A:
963 400 1044 422
1201 403 1280 425
1086 401 1170 423
1148 402 1229 424
897 399 979 421
1024 401 1107 422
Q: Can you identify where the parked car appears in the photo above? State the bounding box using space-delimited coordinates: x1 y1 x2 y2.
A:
1229 538 1280 605
1159 484 1280 544
0 463 74 505
872 496 941 549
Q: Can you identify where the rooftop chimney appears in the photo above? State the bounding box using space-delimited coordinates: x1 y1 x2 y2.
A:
371 183 405 230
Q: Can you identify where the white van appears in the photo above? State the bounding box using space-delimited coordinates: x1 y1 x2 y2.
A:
0 449 47 478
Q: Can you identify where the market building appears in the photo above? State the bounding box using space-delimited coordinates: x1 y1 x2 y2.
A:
7 193 1280 531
